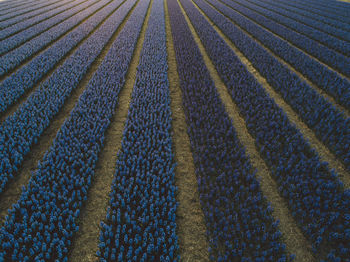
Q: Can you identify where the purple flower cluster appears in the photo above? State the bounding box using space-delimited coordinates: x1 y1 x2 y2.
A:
0 0 149 260
0 0 81 39
195 0 350 170
244 0 350 42
181 0 350 259
0 0 125 114
0 0 136 194
208 0 350 109
0 0 102 57
168 0 291 260
98 1 178 261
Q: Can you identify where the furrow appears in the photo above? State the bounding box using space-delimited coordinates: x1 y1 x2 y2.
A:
165 0 210 260
68 0 150 260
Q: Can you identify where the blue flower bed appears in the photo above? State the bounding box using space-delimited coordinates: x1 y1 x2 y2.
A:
168 0 291 260
195 0 350 170
208 0 350 110
180 0 350 259
0 0 149 260
224 0 350 56
288 0 350 16
0 0 102 57
244 0 350 42
0 0 124 114
274 0 350 24
0 0 136 194
0 0 82 39
209 0 350 88
263 0 350 32
98 1 178 260
0 0 61 21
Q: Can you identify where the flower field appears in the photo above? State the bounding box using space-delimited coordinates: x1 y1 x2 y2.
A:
0 0 349 261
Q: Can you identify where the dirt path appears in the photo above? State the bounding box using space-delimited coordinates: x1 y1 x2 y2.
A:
165 0 210 260
68 0 153 260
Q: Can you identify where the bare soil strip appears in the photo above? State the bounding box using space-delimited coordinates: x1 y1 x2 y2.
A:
0 0 126 124
178 0 319 260
213 0 350 95
165 0 210 261
193 0 350 189
68 1 153 261
0 1 136 227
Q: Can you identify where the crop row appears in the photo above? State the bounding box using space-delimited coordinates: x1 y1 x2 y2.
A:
288 0 350 16
218 0 350 76
0 0 136 194
0 0 36 12
261 0 350 33
0 0 46 16
98 1 178 260
0 0 125 114
0 0 106 76
198 0 350 170
210 0 350 110
0 0 82 39
245 0 350 42
0 0 61 22
168 0 291 260
229 0 350 56
0 0 150 260
0 0 101 56
274 0 350 24
0 0 76 30
181 0 350 259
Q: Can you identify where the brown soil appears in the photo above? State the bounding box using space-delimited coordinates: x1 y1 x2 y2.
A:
165 0 210 261
0 0 130 227
195 0 350 189
178 0 316 260
68 0 152 261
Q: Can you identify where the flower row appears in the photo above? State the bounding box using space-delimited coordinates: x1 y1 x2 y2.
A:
0 0 125 114
0 0 80 39
211 0 350 110
0 0 101 56
246 0 350 42
197 0 350 170
98 1 178 260
0 0 149 260
0 0 136 194
181 0 350 259
168 0 291 260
